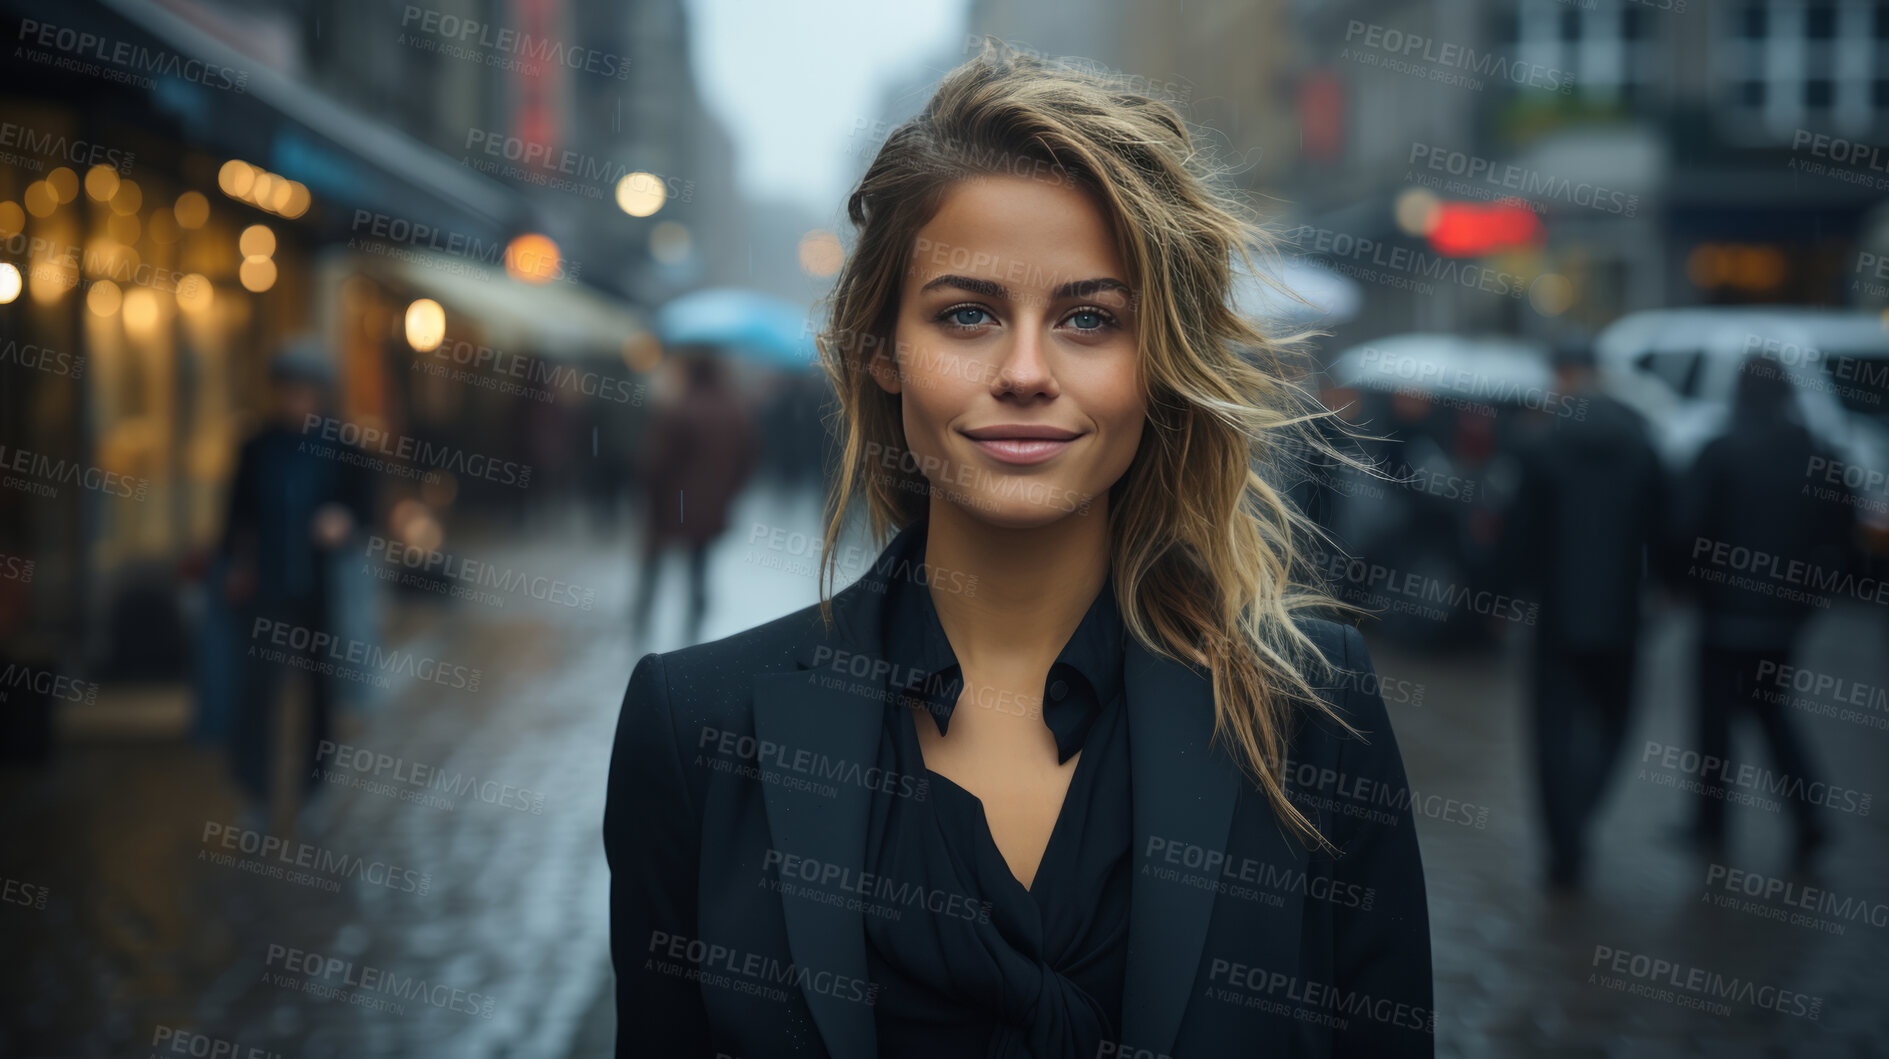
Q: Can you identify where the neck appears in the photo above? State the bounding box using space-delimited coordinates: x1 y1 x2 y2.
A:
920 495 1112 675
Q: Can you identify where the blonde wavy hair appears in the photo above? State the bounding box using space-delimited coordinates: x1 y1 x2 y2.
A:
813 37 1378 850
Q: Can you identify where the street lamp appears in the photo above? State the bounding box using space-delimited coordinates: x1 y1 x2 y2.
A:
615 171 666 217
405 298 446 351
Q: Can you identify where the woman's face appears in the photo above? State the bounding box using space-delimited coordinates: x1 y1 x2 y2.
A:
875 174 1146 530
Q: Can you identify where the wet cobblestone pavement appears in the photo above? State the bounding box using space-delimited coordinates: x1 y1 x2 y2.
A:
3 481 1886 1057
1385 602 1889 1058
0 484 831 1059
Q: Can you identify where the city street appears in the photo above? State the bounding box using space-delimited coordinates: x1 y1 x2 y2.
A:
1381 602 1889 1057
4 477 1886 1057
9 1 1889 1055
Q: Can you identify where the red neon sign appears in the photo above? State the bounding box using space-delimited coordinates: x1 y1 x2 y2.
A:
1425 200 1542 257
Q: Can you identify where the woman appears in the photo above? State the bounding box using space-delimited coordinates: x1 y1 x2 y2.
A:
605 39 1432 1058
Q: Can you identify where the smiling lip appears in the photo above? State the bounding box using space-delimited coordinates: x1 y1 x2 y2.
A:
959 424 1084 466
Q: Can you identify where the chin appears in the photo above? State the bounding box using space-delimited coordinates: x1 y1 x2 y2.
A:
944 486 1097 530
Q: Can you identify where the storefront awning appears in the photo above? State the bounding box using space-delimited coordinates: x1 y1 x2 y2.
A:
358 248 648 360
97 0 531 246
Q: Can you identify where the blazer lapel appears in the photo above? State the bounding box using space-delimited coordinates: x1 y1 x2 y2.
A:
1121 640 1307 1057
749 522 1307 1059
749 563 895 1059
752 665 881 1059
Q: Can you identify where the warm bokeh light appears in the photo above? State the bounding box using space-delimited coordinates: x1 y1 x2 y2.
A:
109 180 143 216
504 233 560 284
651 221 692 265
0 263 20 305
82 239 137 279
216 159 309 220
391 498 445 553
27 258 76 303
174 191 210 229
177 273 213 313
797 229 844 276
239 256 277 292
84 164 120 202
0 201 23 238
420 473 458 509
219 159 255 197
1529 273 1575 316
282 181 310 219
1394 187 1443 236
404 298 446 351
240 224 276 258
23 181 57 218
46 167 79 203
147 207 181 244
615 171 666 217
1686 242 1786 292
622 332 661 374
86 280 123 316
123 286 162 335
28 260 77 303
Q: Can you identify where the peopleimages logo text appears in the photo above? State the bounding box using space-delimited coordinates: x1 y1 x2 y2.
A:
1342 20 1575 93
400 6 631 79
251 617 483 691
0 120 134 173
300 414 531 488
1590 945 1822 1019
1406 143 1638 216
16 19 249 92
1640 740 1871 816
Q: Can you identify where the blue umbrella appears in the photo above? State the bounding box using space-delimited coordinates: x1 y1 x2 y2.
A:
656 288 820 368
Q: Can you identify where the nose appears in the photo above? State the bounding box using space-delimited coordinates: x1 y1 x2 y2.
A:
991 319 1059 400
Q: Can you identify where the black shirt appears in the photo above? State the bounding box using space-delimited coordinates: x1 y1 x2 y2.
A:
862 519 1133 1058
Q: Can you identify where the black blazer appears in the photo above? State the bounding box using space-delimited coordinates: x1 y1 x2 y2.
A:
604 554 1434 1058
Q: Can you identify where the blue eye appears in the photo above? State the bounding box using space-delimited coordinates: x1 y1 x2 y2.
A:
937 304 991 330
1065 307 1117 332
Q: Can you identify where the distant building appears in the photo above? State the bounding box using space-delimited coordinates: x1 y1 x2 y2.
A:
964 0 1889 342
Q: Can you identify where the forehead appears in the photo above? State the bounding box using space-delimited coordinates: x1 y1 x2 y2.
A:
907 175 1127 295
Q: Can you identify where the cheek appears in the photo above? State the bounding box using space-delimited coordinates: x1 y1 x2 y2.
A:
1088 387 1148 472
893 331 976 437
892 357 955 449
1075 366 1146 438
1103 407 1147 465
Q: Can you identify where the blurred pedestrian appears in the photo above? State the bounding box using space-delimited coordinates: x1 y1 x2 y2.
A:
630 351 759 646
1503 336 1666 890
218 341 374 834
1673 356 1855 868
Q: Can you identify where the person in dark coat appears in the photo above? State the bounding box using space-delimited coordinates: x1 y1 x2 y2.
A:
630 351 760 646
218 343 374 832
1504 338 1666 889
1673 355 1856 867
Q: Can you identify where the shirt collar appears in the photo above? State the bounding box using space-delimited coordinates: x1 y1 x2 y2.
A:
878 520 1125 764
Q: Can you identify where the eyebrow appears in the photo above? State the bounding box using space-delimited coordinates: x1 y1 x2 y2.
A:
917 273 1132 302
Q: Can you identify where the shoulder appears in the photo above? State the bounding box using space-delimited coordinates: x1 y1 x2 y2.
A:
608 599 839 823
621 597 833 732
667 597 830 678
1290 613 1365 690
1285 615 1401 766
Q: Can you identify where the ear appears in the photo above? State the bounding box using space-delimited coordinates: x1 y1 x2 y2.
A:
868 346 903 395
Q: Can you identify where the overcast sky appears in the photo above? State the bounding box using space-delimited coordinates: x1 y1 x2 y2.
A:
687 0 967 220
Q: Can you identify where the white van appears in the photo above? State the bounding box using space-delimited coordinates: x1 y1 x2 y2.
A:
1593 307 1889 481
